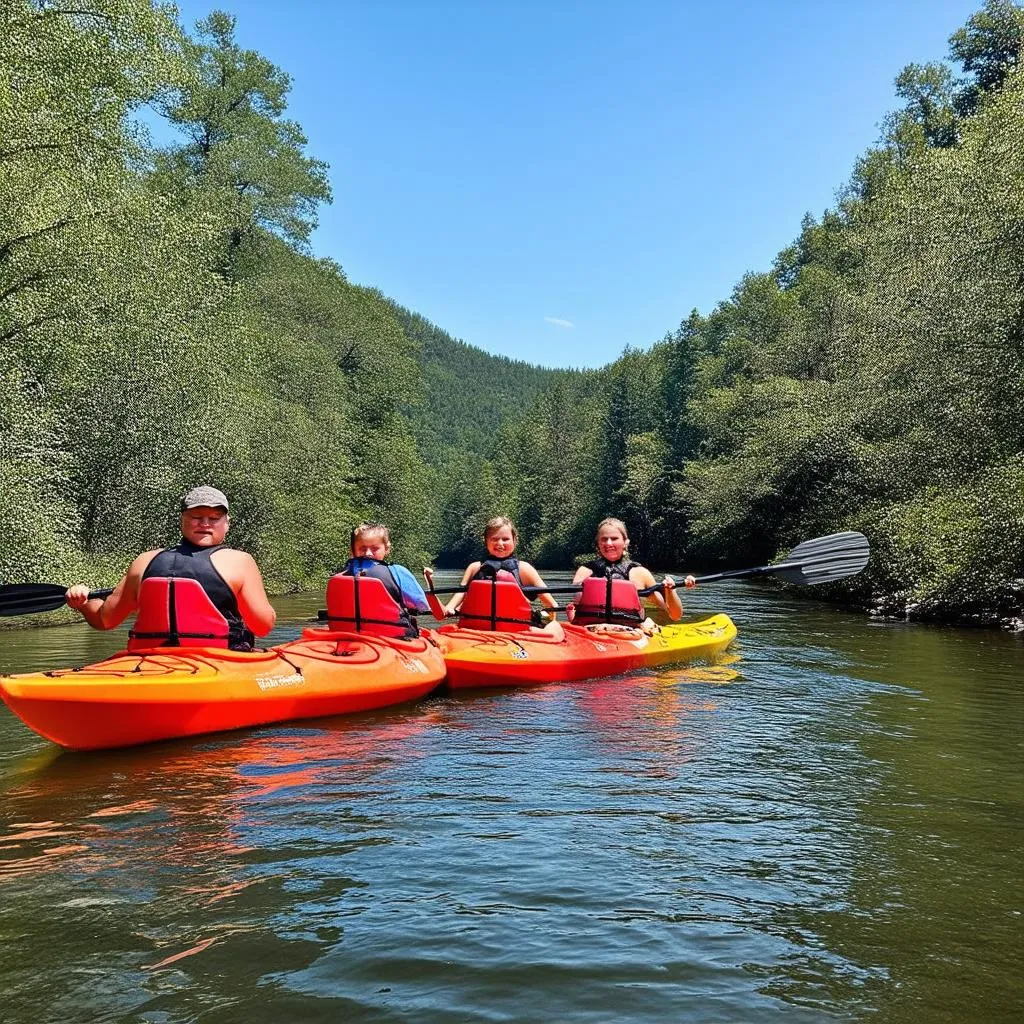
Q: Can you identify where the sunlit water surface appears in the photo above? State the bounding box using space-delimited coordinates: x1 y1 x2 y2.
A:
1 577 1021 1023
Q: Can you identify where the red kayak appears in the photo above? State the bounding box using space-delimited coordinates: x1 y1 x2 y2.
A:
437 616 737 689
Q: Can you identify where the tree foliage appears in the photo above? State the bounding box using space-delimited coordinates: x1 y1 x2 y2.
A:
153 9 331 277
477 1 1024 625
0 1 430 597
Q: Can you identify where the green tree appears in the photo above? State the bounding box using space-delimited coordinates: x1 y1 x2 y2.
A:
950 0 1024 113
154 9 331 277
891 62 958 148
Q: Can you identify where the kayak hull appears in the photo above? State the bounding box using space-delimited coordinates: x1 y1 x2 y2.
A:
437 615 737 689
0 629 445 751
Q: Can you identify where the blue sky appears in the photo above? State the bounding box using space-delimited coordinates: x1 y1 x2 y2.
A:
170 0 982 368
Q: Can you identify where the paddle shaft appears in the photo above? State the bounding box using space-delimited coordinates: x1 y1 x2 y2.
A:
690 563 799 584
0 584 113 617
423 531 868 598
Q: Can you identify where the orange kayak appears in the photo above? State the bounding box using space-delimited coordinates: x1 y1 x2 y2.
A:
436 615 737 689
0 629 445 751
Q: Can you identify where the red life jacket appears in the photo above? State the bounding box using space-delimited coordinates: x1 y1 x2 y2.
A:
457 570 535 632
571 575 644 627
324 573 413 638
128 577 232 650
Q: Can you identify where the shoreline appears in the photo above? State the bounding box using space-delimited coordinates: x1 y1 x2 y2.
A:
3 590 1023 634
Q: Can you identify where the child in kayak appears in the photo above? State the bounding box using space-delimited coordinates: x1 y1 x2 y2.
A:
423 516 564 639
328 522 432 637
568 517 695 633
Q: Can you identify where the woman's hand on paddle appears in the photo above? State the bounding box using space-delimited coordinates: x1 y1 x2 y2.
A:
659 575 684 621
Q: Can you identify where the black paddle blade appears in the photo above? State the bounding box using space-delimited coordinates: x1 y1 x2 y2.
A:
0 583 69 617
776 531 870 585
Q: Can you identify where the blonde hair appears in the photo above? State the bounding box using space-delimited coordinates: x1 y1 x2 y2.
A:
484 516 518 544
595 517 630 550
350 522 391 555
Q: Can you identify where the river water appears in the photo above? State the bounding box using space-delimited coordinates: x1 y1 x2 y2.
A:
0 576 1021 1023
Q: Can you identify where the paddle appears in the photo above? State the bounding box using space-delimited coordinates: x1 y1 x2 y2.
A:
422 581 558 596
671 530 871 588
421 570 449 619
422 531 869 601
0 584 113 618
618 530 871 595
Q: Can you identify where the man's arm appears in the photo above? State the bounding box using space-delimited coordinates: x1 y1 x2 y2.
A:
224 552 277 636
65 551 156 630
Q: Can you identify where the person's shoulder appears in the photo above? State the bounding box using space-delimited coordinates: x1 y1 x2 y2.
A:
128 548 162 575
391 563 427 592
213 547 261 572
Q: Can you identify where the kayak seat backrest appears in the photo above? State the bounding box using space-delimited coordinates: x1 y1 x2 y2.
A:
325 573 409 638
572 576 644 626
458 577 534 632
128 577 231 651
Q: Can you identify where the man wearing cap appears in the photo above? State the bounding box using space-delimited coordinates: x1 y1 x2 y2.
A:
66 486 276 650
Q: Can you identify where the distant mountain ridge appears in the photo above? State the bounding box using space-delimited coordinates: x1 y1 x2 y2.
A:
389 302 584 461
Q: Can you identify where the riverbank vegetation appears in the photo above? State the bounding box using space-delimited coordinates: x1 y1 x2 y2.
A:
2 2 435 593
2 1 1021 627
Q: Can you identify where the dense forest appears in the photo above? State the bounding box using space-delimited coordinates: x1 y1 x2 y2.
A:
454 0 1024 627
2 0 1022 627
394 306 582 565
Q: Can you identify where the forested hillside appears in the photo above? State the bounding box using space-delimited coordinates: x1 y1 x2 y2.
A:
390 304 572 462
461 0 1024 626
389 305 587 565
0 0 566 595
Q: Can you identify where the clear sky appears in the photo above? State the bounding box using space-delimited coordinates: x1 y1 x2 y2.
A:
170 0 982 368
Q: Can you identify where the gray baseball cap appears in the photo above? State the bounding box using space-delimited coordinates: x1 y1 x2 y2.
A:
180 485 229 511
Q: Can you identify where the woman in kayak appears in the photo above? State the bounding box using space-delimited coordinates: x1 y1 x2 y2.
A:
424 516 564 639
568 517 695 632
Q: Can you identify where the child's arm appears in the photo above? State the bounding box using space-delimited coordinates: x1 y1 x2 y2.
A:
443 562 479 616
392 564 432 615
519 561 559 612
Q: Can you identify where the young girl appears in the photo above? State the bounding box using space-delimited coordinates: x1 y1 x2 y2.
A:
329 522 431 637
569 517 695 632
424 516 564 639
